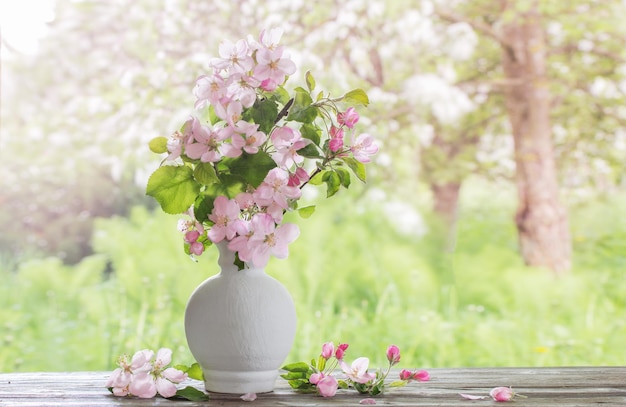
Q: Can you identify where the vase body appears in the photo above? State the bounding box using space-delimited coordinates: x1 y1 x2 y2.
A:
184 242 297 394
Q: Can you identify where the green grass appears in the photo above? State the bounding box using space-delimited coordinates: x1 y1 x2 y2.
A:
1 181 625 372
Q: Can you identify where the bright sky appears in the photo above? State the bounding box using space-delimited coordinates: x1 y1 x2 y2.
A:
0 0 55 55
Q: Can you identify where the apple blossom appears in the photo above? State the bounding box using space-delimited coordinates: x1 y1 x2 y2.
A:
208 196 241 243
244 213 300 268
350 133 379 163
341 357 376 384
337 107 360 128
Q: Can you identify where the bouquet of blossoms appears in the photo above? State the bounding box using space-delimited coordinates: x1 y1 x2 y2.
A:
146 28 378 269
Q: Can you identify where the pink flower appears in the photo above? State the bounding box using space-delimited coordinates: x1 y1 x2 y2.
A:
309 372 323 385
244 213 300 268
208 196 241 243
270 126 311 169
254 167 302 210
316 375 338 397
321 342 334 360
230 121 267 154
258 27 284 50
210 38 253 73
340 357 376 384
253 46 296 85
359 399 377 405
337 107 360 129
386 345 401 365
193 74 226 109
490 386 514 402
335 343 349 360
329 126 344 153
399 369 430 382
185 121 227 163
412 370 430 382
350 133 379 163
107 348 186 399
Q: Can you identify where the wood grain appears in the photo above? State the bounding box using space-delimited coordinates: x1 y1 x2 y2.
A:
1 367 625 406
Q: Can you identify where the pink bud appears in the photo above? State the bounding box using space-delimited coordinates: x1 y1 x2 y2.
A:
489 387 514 402
184 230 200 243
309 372 323 385
412 370 430 382
386 345 401 365
329 137 344 152
321 342 334 360
189 241 204 256
295 166 310 182
260 78 277 92
335 343 349 360
330 125 344 139
399 369 412 381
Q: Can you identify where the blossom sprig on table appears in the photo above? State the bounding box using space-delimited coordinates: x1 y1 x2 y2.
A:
106 348 208 401
281 342 430 398
146 28 378 269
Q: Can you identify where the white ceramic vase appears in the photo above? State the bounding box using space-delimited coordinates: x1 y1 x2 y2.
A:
184 241 297 394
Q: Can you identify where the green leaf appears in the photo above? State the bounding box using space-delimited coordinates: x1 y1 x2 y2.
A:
341 157 367 182
148 136 168 154
305 70 316 92
281 371 308 380
297 143 323 159
173 386 210 401
300 123 321 145
335 166 351 189
298 205 316 218
343 88 369 106
220 151 277 188
308 170 325 185
193 192 215 224
243 98 278 134
287 87 318 123
281 361 310 372
193 162 218 185
205 175 246 199
146 165 200 214
272 85 291 105
186 362 205 381
323 171 341 198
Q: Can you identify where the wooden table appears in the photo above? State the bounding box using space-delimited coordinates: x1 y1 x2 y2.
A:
1 367 625 406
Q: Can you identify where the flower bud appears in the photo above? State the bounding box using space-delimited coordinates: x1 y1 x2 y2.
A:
321 342 334 360
386 345 401 365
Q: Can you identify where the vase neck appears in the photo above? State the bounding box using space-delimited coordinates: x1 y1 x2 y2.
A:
215 241 262 274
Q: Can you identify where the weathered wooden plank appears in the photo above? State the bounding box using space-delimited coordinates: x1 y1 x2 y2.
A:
0 368 625 406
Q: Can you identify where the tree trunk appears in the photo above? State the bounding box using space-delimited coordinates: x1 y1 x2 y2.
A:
500 2 571 273
432 182 461 226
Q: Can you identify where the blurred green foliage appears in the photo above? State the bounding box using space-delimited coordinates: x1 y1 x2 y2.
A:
1 181 624 372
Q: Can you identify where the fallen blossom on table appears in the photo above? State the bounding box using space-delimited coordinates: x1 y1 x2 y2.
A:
240 392 257 401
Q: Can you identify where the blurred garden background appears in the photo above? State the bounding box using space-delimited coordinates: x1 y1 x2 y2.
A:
1 0 625 372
